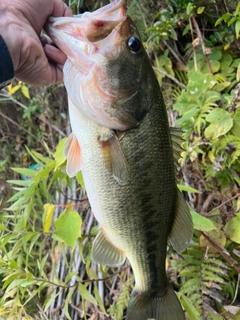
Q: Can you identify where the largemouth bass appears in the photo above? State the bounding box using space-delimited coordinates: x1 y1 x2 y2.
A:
46 0 193 319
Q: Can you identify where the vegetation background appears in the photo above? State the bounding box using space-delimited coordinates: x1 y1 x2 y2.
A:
0 0 240 319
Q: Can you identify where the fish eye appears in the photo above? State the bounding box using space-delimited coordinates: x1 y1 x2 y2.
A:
127 36 141 53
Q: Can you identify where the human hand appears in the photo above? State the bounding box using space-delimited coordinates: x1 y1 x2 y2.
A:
0 0 72 86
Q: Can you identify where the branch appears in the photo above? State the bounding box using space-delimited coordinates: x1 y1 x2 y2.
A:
0 111 44 146
207 193 240 216
153 67 187 89
192 17 214 76
201 232 240 274
33 265 131 289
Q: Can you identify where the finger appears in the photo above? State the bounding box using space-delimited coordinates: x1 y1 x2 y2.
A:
51 0 73 17
40 34 52 46
47 63 64 85
43 43 67 65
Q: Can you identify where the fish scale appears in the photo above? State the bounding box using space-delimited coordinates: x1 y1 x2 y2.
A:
46 0 193 318
72 93 175 293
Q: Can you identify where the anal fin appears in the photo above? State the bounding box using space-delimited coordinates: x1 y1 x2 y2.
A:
64 132 82 178
92 228 125 267
169 188 193 253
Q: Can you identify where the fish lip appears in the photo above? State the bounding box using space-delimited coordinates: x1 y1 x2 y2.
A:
45 0 127 61
47 0 126 26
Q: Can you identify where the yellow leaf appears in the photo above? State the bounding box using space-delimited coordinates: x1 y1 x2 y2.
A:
224 43 230 50
65 202 75 212
21 85 30 99
43 204 55 232
197 7 205 14
8 84 21 95
7 83 12 94
208 150 215 163
165 258 169 270
192 37 200 47
237 64 240 82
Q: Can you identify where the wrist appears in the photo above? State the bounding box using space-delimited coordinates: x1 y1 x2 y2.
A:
0 34 14 89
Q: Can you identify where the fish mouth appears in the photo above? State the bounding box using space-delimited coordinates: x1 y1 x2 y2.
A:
45 0 127 61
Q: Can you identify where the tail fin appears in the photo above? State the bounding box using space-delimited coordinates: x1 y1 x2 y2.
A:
126 286 185 320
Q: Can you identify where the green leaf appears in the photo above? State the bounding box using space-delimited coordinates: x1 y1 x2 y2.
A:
236 19 240 38
64 286 76 320
215 13 231 26
11 167 38 177
232 109 240 137
94 285 106 314
190 210 216 232
0 224 7 231
177 184 199 193
182 24 190 36
53 138 67 171
178 293 201 320
31 150 51 164
76 171 85 193
205 108 233 139
25 146 44 166
224 213 240 244
78 283 97 305
7 180 30 187
186 2 193 15
54 210 82 247
5 278 26 292
200 229 226 251
44 291 61 312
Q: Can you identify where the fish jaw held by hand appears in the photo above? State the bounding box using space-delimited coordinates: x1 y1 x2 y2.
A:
46 0 156 131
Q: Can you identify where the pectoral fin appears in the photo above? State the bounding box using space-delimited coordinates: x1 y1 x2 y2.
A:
169 189 193 253
64 132 82 177
99 130 128 185
92 228 125 266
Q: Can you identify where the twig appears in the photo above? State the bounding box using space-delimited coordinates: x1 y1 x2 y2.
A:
153 67 187 89
192 17 214 76
51 124 66 138
207 193 240 216
0 111 44 146
32 265 130 289
0 89 67 138
201 232 240 274
189 17 198 72
0 89 28 110
162 39 183 63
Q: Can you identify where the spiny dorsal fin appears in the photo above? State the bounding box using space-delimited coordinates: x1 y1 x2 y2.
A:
64 132 82 178
92 228 126 267
99 130 128 185
169 188 193 253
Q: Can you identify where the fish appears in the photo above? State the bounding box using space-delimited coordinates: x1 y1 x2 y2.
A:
46 0 193 319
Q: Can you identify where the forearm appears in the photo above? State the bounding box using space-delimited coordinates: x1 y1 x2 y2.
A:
0 34 14 89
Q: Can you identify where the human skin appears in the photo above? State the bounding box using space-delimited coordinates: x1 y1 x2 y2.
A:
0 0 72 86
